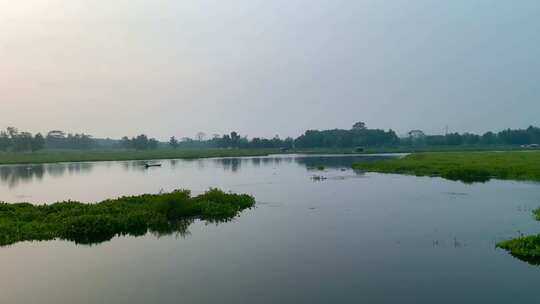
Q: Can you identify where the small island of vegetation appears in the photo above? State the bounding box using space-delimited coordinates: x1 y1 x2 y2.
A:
0 189 255 246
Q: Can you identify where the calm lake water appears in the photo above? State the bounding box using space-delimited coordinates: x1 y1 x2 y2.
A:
0 154 539 304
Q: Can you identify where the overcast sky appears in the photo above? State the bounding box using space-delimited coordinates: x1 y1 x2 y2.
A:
1 0 539 139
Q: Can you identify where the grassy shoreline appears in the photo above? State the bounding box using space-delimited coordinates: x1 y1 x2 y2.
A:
0 146 536 166
0 189 255 246
291 145 537 155
353 151 540 183
353 151 540 262
0 149 279 165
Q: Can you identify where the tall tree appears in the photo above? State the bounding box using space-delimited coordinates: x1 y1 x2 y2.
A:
196 132 206 142
169 136 179 149
352 122 367 130
31 133 46 152
0 131 10 151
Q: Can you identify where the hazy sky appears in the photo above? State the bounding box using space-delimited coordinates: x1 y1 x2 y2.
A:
1 0 539 139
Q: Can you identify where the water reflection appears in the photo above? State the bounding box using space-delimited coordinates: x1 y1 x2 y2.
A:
210 154 397 172
1 154 540 303
69 218 196 246
294 155 395 169
0 154 397 189
0 163 93 189
0 217 200 247
219 158 242 172
507 253 540 266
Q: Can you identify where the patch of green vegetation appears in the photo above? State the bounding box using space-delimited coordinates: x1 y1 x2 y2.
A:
0 149 278 165
353 151 540 183
496 209 540 264
289 145 534 155
360 145 535 154
0 189 255 246
496 235 540 265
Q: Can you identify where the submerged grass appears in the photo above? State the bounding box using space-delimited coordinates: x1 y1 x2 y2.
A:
353 151 540 183
0 149 278 165
0 189 255 246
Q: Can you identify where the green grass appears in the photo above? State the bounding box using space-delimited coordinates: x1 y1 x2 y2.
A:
360 145 536 154
496 235 540 264
353 151 540 183
0 149 278 165
0 189 255 246
0 146 534 165
289 145 535 155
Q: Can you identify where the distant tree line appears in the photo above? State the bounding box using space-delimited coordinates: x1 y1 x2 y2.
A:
294 122 399 148
0 127 97 152
169 123 540 150
2 123 540 152
45 130 95 150
120 135 159 150
0 127 45 152
168 132 295 150
166 123 397 150
401 126 540 146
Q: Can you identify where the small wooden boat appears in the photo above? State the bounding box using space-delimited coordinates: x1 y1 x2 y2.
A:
144 163 162 168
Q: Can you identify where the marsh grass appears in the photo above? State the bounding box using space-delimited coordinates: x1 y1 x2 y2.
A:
0 189 255 246
353 151 540 183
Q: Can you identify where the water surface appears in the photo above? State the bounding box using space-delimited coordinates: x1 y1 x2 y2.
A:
0 154 539 303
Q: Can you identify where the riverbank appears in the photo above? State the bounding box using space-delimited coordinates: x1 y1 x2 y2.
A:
0 189 255 246
353 151 540 183
0 146 535 165
0 149 279 165
291 145 535 155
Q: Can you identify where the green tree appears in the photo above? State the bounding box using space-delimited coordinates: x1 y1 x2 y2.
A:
6 127 18 138
120 136 131 149
148 138 159 149
230 132 241 147
0 131 10 151
169 136 179 149
31 133 46 152
352 122 366 130
12 132 33 152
